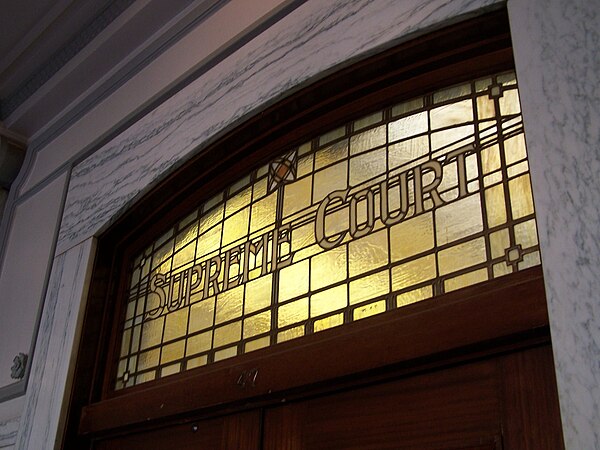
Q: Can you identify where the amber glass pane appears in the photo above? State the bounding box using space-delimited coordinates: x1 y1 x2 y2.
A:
311 285 347 317
117 70 541 390
390 213 434 262
349 270 389 305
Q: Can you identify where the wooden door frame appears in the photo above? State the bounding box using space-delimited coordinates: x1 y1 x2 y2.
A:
61 9 563 448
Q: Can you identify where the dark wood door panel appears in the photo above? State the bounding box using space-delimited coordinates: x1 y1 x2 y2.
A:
93 410 260 450
264 358 503 450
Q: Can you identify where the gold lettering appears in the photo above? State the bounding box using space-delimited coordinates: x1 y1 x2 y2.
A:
315 189 349 250
414 160 444 214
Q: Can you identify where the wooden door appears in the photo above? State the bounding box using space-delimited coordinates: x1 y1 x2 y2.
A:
263 345 564 450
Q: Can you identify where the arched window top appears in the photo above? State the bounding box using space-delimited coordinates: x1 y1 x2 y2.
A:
115 69 540 390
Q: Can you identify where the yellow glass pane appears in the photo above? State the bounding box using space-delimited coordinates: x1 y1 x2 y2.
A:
245 273 273 314
164 308 188 341
481 144 501 174
431 125 474 152
515 219 538 249
311 245 347 291
161 364 181 377
313 160 348 204
311 284 347 317
130 325 141 353
189 298 215 333
353 300 386 320
294 244 323 262
277 325 304 343
445 268 488 293
324 205 349 241
507 161 529 178
243 311 271 339
485 184 507 227
433 83 471 103
297 154 313 177
140 316 164 350
215 284 244 324
199 203 223 234
196 224 222 258
319 126 345 146
186 331 212 355
390 212 434 262
518 251 541 270
354 111 382 131
135 371 156 385
499 89 521 115
214 347 238 362
388 135 429 170
509 174 535 219
483 172 503 188
476 95 496 120
349 270 389 305
245 336 270 353
213 321 241 347
161 340 185 364
429 99 473 130
279 259 309 301
438 237 486 275
176 221 198 251
291 222 315 252
315 140 347 170
389 111 428 142
222 206 250 246
349 147 387 186
253 177 267 200
391 254 436 291
504 133 527 165
278 297 309 327
151 240 173 271
348 229 388 277
396 285 432 307
250 192 277 234
489 228 510 259
120 328 132 357
392 97 423 117
350 124 386 155
225 186 252 218
435 194 483 245
314 313 344 332
283 176 312 218
187 355 208 369
137 349 159 371
493 262 512 278
173 241 196 269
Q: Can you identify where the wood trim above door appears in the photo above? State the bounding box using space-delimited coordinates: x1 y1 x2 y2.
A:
80 267 549 435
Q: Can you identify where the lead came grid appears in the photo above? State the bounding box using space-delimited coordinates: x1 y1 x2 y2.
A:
115 71 540 390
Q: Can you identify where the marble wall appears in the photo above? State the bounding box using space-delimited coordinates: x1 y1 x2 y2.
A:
9 0 599 448
509 0 600 448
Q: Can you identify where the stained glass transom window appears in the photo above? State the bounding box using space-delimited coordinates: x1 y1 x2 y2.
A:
115 71 540 390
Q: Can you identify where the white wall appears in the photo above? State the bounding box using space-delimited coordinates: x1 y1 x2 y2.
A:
0 0 597 448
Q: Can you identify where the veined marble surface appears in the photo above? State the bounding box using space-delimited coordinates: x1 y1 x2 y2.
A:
15 239 96 450
0 416 18 448
509 0 600 448
56 0 501 255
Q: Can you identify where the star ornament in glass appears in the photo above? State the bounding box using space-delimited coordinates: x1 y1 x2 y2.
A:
268 150 297 192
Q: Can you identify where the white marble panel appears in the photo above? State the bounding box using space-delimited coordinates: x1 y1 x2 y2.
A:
14 239 96 450
0 417 18 448
0 171 68 388
509 0 600 448
56 0 501 255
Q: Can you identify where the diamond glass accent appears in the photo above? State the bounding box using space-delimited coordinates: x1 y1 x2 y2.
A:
115 71 540 390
